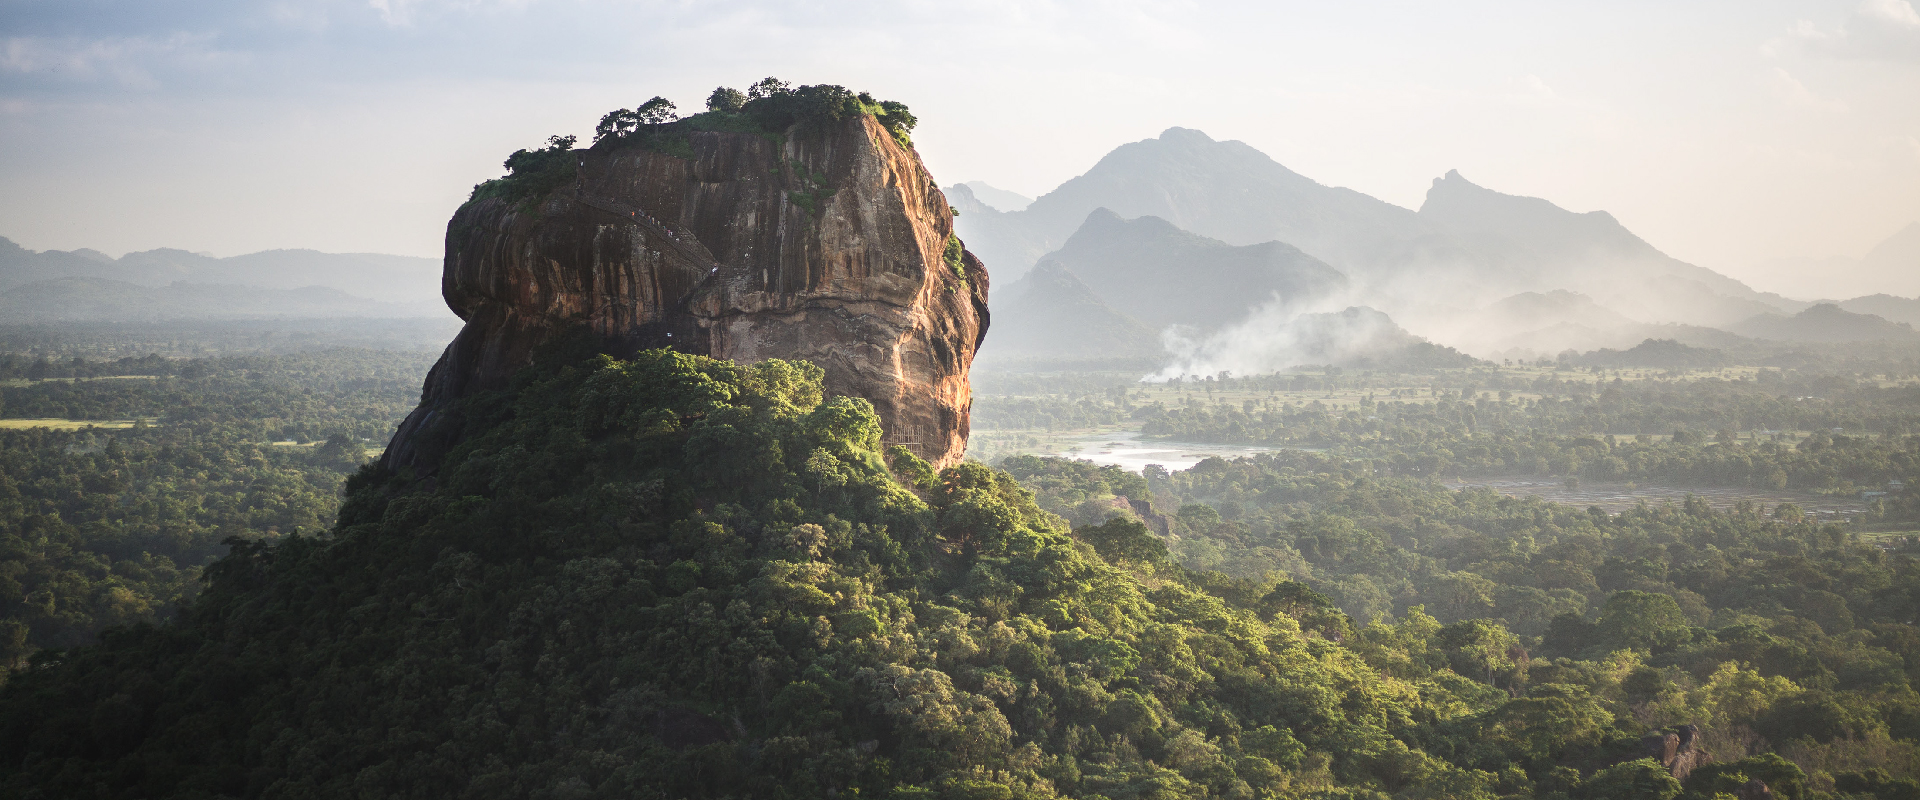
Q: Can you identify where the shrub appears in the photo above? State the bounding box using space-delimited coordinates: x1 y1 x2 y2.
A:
465 134 578 207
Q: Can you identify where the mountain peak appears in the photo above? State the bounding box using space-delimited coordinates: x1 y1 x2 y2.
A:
1864 220 1920 266
959 181 1033 212
1062 208 1207 253
1420 171 1635 243
1157 126 1217 145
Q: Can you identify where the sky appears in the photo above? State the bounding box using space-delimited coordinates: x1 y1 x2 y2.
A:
2 0 1917 292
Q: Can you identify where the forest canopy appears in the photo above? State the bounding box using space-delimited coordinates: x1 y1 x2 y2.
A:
469 78 918 207
7 348 1911 799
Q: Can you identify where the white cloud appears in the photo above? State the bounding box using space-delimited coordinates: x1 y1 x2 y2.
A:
1791 0 1920 61
0 34 227 87
1771 67 1849 112
1507 73 1557 102
365 0 535 27
1862 0 1920 27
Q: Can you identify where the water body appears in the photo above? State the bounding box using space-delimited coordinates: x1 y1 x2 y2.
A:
1050 430 1289 473
1043 434 1869 521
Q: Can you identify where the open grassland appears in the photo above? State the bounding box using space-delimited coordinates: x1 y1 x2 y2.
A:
0 418 145 430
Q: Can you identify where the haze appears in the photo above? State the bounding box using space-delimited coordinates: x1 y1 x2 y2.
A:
3 0 1919 294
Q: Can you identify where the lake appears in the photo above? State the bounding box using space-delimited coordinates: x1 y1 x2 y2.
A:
1048 430 1292 473
1046 432 1870 520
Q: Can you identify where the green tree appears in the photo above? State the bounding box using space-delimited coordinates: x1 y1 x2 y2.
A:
1596 590 1690 653
1435 618 1524 685
707 86 747 112
1580 758 1680 800
636 96 678 124
595 107 640 142
1684 754 1807 800
747 76 791 99
1074 516 1168 566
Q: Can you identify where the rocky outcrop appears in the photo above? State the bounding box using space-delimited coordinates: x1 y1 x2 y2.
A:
383 114 989 472
1642 724 1710 783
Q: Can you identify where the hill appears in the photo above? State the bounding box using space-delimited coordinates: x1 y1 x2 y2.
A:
1839 294 1920 327
952 130 1797 356
954 127 1455 282
1154 305 1483 377
959 181 1033 212
1562 338 1733 370
1727 303 1920 343
0 350 1545 799
1038 209 1348 332
1416 172 1793 326
387 90 987 470
1455 291 1639 358
1445 291 1776 362
1748 222 1920 299
972 261 1164 369
0 276 439 322
0 237 443 309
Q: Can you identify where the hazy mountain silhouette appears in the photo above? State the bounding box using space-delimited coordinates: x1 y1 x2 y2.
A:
1415 171 1797 326
953 129 1802 357
955 127 1462 282
970 208 1352 371
1749 222 1920 299
0 277 435 322
0 236 443 310
959 181 1033 212
1562 338 1732 370
1037 209 1347 331
1482 291 1636 332
974 261 1163 367
1443 291 1641 359
1153 305 1482 378
1865 222 1920 271
946 185 1039 274
1727 303 1919 343
1838 294 1920 327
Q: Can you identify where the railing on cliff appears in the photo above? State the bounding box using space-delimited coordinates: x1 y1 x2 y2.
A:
559 190 723 272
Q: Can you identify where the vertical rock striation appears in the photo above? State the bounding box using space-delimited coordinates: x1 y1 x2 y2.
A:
384 114 989 472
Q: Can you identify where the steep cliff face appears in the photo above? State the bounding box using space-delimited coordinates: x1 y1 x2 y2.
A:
384 114 989 471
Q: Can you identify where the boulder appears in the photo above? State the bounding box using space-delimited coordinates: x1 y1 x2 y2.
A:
384 114 988 471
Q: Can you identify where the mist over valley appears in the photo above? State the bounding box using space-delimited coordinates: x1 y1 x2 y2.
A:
3 6 1919 792
957 127 1920 376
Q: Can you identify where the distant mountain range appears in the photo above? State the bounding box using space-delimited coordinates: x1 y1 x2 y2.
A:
959 181 1033 213
974 262 1163 368
0 278 436 323
955 128 1920 372
1032 209 1346 330
11 123 1917 372
1748 223 1920 300
980 209 1351 368
1562 339 1732 370
0 237 447 321
979 207 1474 372
1726 303 1920 344
1838 294 1920 327
1415 170 1798 326
954 127 1451 283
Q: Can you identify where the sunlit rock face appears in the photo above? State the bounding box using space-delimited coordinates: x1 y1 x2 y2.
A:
385 114 989 471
